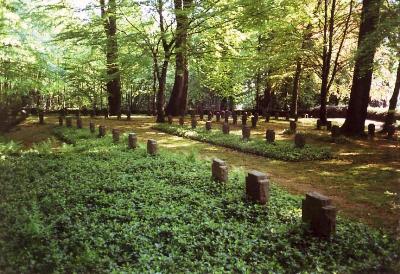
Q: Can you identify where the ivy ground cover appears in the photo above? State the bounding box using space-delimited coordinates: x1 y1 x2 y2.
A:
0 127 398 273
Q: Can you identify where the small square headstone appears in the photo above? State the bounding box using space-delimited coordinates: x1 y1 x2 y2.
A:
147 139 158 155
212 158 228 183
246 170 269 205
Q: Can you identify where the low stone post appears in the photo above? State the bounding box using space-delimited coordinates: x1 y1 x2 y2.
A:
77 117 83 129
387 125 396 140
368 124 375 138
232 112 238 125
179 116 184 126
212 158 228 183
38 112 44 124
246 170 269 205
331 125 341 141
266 129 275 143
207 111 213 121
89 122 95 133
147 139 158 155
199 111 204 120
242 125 251 140
58 116 63 126
222 122 230 134
128 133 137 149
66 117 72 127
206 121 212 131
316 119 322 130
251 116 257 128
265 114 270 123
326 121 332 131
216 112 221 122
191 117 197 129
112 129 120 143
98 125 106 137
290 121 297 132
127 112 131 121
168 115 173 124
302 192 337 238
224 111 230 123
294 133 306 148
241 113 247 125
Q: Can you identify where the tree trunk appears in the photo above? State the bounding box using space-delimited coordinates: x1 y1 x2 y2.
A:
383 62 400 131
166 0 192 116
291 60 302 117
100 0 121 116
341 0 382 135
156 59 169 122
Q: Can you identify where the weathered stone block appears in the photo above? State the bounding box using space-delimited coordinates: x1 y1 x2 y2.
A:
38 112 44 124
331 125 341 140
147 139 158 155
290 121 297 132
191 118 197 129
316 119 322 130
242 125 251 140
98 125 106 137
251 116 257 128
246 170 269 205
232 112 238 125
222 122 230 134
368 123 375 138
77 118 83 129
294 133 306 148
266 129 275 143
66 117 72 127
128 133 137 149
112 129 120 143
387 125 396 140
89 122 95 133
326 121 332 131
207 111 213 121
241 114 247 125
206 121 212 131
58 116 63 126
302 192 336 238
216 112 221 122
212 158 228 183
179 116 185 126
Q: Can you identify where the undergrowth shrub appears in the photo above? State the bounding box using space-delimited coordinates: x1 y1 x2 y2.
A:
152 124 332 161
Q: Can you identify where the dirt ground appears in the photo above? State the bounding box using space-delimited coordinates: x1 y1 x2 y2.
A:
4 115 400 235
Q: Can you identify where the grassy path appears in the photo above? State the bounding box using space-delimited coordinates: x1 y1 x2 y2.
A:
4 115 400 234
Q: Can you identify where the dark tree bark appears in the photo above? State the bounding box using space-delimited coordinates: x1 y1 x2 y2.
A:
100 0 121 116
341 0 383 135
166 0 193 116
382 62 400 132
291 60 302 117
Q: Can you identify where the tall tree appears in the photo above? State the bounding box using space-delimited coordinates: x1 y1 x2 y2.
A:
383 62 400 132
165 0 193 116
100 0 122 115
341 0 383 135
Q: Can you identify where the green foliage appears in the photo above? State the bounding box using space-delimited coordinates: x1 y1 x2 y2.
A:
0 127 398 272
153 124 332 161
0 136 22 156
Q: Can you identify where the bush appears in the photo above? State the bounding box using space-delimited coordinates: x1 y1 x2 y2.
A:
0 127 399 273
152 124 332 161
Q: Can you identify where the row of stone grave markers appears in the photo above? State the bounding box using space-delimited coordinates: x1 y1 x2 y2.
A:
212 158 337 238
170 116 307 148
58 116 163 154
328 122 397 141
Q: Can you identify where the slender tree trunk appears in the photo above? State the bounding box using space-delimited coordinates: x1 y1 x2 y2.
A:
100 0 121 116
341 0 382 135
156 59 170 122
166 0 192 116
382 62 400 131
291 60 302 117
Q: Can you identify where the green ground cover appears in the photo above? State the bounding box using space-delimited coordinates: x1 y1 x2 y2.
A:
0 127 398 273
153 123 332 161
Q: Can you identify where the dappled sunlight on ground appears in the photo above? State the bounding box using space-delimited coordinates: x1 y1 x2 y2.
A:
3 114 400 233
